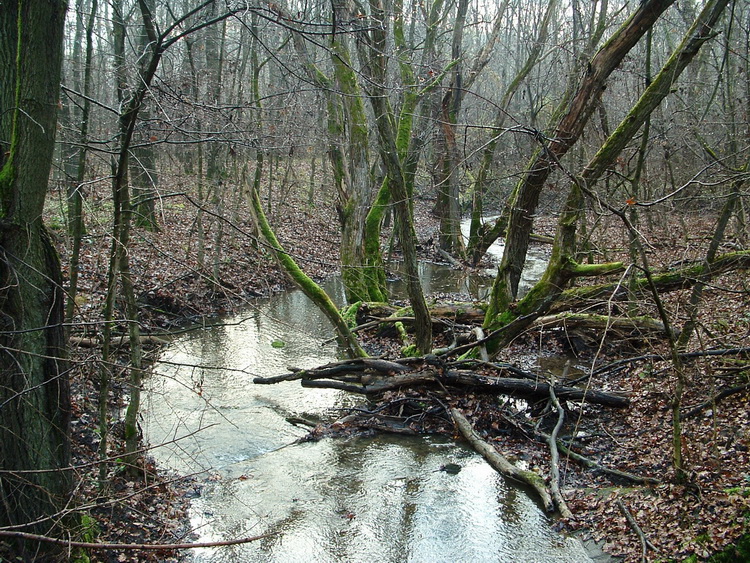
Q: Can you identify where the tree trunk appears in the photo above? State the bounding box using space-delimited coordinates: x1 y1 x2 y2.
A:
66 0 98 324
432 0 469 258
249 186 366 359
0 0 71 552
493 0 675 301
465 0 557 265
483 0 728 351
288 1 386 304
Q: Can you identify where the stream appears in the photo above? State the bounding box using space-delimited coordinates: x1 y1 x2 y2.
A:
143 237 600 562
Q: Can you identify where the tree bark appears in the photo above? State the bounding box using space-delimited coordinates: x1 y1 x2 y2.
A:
0 0 71 551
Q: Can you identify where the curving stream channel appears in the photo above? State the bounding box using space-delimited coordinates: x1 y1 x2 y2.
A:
144 240 599 561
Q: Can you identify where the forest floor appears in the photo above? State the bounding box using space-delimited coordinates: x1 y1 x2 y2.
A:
47 176 750 562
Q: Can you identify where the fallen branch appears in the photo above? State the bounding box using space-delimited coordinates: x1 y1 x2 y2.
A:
450 408 555 513
472 327 489 362
259 357 630 407
547 368 573 518
536 429 660 485
441 370 630 407
299 368 630 407
533 313 665 336
682 382 750 419
69 334 169 347
337 413 419 435
616 498 657 561
0 529 271 551
358 302 486 326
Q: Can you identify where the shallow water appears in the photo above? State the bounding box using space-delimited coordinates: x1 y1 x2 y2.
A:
143 239 594 562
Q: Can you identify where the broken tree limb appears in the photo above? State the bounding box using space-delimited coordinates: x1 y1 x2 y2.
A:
301 379 367 393
451 408 555 513
254 358 371 384
536 430 660 485
547 369 574 518
472 327 489 362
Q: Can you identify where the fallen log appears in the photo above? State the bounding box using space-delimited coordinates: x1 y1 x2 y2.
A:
69 334 169 348
441 370 630 408
258 357 630 408
358 302 486 326
553 250 750 312
451 408 555 513
533 313 665 336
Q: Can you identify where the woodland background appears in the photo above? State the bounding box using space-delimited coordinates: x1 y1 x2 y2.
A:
1 0 750 561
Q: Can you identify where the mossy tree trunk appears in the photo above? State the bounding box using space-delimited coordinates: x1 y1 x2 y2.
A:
353 0 455 354
483 183 624 354
329 26 383 303
0 0 71 553
464 0 553 265
488 0 675 303
250 185 367 358
486 0 729 481
287 4 386 304
483 0 728 357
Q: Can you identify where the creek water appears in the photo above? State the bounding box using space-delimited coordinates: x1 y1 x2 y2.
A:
143 236 596 562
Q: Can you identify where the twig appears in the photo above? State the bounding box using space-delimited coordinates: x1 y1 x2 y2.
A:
616 498 657 562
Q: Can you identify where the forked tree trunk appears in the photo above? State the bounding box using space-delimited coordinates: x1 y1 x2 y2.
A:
489 0 675 300
483 0 727 345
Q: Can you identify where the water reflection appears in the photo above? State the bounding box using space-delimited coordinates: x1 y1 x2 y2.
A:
143 237 592 562
186 436 589 563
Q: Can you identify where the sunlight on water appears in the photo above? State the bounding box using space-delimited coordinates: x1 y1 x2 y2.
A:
143 243 593 562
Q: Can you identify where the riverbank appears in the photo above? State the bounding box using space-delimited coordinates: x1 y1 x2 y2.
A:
49 179 750 562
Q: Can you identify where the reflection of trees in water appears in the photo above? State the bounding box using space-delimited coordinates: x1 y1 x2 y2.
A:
144 268 585 561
